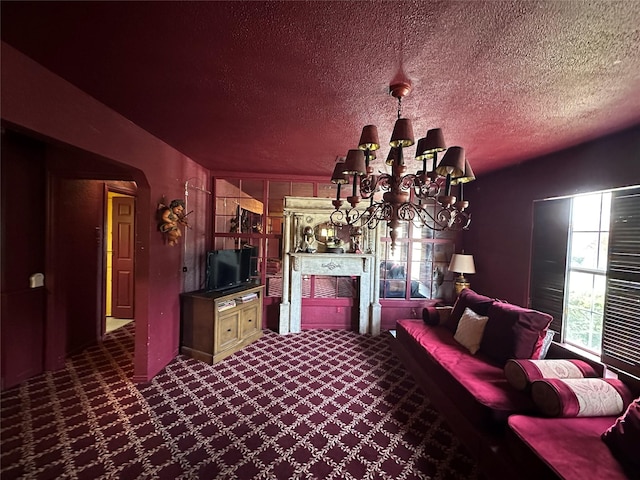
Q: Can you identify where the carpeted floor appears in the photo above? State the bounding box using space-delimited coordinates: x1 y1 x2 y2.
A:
1 324 478 479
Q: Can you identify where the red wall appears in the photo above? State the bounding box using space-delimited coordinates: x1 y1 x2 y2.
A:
1 42 210 383
0 132 47 388
464 125 640 306
50 178 105 357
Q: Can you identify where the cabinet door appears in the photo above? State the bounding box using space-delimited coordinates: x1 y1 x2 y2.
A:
240 304 260 338
216 311 241 352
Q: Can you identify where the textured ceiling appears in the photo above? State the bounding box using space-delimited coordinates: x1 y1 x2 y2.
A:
2 1 640 179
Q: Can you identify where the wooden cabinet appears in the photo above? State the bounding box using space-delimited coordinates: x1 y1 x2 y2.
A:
180 284 264 364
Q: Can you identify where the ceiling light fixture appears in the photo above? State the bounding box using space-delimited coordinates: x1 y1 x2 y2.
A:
330 80 475 249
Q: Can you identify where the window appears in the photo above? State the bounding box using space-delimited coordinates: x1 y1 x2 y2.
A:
530 186 640 378
379 220 456 302
564 192 611 353
213 178 317 297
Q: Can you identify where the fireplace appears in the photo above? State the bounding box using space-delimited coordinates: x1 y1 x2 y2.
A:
278 197 382 335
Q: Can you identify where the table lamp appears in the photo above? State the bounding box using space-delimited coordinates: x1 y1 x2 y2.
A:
449 253 476 295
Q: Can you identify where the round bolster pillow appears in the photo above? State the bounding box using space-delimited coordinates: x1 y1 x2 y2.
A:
504 358 600 391
531 377 634 417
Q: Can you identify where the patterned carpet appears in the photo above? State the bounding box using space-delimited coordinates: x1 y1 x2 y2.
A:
1 324 478 479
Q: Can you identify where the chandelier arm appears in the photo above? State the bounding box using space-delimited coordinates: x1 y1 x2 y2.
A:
397 173 417 192
451 210 472 230
396 202 419 223
395 202 468 231
436 205 473 230
414 204 450 231
329 209 348 226
368 203 393 225
359 175 378 198
374 174 393 193
362 205 384 229
414 175 442 199
436 207 456 229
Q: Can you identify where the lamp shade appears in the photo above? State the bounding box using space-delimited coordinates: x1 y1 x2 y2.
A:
451 160 476 185
358 125 380 151
342 149 367 175
435 146 465 178
330 158 349 184
423 128 446 154
448 254 476 274
386 147 400 166
389 118 415 148
414 137 429 161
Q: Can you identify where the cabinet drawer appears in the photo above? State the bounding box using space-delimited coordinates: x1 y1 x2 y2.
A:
240 304 260 337
216 311 241 352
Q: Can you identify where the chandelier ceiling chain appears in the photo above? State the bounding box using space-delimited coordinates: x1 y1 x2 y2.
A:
329 79 475 249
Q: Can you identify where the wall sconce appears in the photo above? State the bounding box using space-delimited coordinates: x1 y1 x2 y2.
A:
449 253 476 295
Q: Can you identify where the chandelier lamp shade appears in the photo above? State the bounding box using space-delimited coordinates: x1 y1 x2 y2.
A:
329 80 475 248
330 156 349 210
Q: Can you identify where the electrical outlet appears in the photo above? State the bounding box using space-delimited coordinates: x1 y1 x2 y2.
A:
29 273 44 288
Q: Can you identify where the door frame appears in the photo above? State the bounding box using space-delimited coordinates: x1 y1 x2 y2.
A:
103 183 137 335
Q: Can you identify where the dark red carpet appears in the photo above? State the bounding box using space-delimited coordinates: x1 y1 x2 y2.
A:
1 323 478 479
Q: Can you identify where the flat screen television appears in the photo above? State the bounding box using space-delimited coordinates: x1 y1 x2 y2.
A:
205 246 256 292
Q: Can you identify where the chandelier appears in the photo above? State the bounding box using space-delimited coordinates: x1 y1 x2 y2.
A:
329 80 475 249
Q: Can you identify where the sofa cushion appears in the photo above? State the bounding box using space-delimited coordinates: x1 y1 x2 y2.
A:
396 319 534 425
531 378 634 417
508 414 629 480
504 358 601 391
480 302 552 365
444 288 494 333
602 397 640 477
453 307 488 354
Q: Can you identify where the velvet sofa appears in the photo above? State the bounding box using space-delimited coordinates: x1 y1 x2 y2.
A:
391 289 640 480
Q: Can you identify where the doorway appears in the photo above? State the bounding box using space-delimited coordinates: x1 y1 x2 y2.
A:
105 190 135 334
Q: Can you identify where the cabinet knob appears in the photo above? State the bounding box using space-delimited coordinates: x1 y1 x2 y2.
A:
248 319 252 322
227 328 232 332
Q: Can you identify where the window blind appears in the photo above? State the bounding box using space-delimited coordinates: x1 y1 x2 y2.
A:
602 187 640 377
529 198 571 337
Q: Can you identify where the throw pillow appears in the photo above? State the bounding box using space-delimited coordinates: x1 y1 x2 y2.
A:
422 306 440 326
504 358 601 391
531 377 634 417
537 328 556 359
602 397 640 476
479 302 553 365
453 307 489 354
444 289 494 333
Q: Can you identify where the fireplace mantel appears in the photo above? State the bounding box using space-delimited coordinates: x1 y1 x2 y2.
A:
278 197 382 335
286 253 376 334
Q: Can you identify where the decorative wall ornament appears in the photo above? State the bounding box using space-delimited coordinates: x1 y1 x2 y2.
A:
296 226 318 253
157 198 190 246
